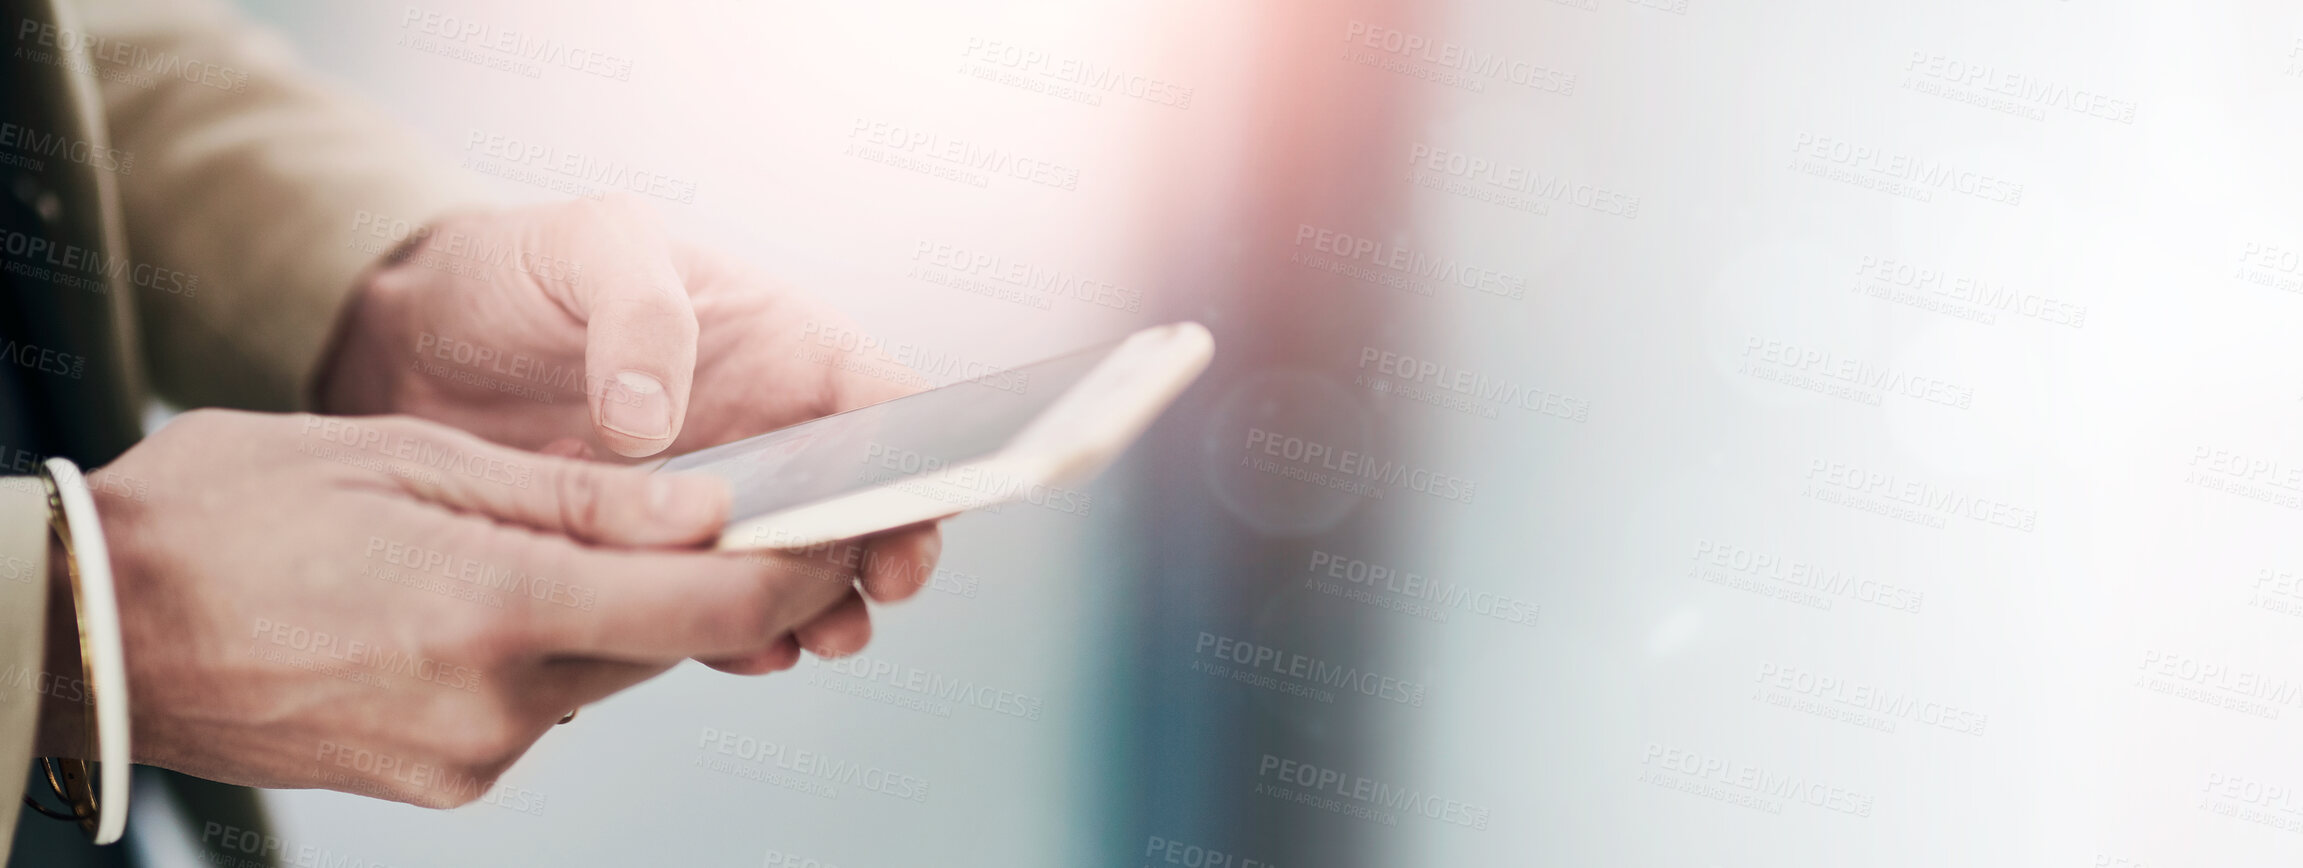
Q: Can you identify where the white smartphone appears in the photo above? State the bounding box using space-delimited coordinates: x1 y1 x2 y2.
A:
652 322 1215 550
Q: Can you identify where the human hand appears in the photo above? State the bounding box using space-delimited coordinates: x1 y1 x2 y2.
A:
319 195 919 459
317 197 942 665
36 409 934 807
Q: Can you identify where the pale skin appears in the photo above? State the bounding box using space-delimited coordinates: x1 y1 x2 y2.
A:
318 195 943 670
34 197 942 807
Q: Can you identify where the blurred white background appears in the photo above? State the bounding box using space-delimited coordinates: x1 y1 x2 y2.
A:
136 0 2303 864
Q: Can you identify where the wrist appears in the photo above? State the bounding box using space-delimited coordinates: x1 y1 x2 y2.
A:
313 217 456 415
33 530 88 758
31 464 139 759
26 459 133 843
312 261 403 416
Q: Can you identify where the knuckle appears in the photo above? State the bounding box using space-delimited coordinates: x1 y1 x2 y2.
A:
551 465 611 536
777 557 840 594
404 784 476 810
563 194 623 224
462 757 516 791
440 716 523 767
169 408 256 447
431 603 522 666
704 579 779 647
809 629 868 660
374 413 438 439
172 407 230 429
595 292 696 334
452 619 524 670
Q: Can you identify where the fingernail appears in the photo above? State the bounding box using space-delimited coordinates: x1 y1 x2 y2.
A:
920 532 943 568
602 371 670 440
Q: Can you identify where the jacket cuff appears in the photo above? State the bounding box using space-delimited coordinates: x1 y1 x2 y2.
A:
0 481 55 863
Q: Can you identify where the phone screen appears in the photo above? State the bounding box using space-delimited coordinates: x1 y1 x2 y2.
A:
654 338 1115 527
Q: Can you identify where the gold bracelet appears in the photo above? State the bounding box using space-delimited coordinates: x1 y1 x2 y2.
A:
18 459 129 845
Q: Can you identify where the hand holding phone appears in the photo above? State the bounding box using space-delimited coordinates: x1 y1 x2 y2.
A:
655 322 1215 550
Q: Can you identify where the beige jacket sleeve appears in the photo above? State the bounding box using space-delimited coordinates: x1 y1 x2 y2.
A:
73 0 492 411
0 483 52 866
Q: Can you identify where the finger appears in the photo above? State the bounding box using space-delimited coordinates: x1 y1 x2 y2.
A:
697 634 802 676
824 349 922 411
859 522 943 604
765 635 804 671
537 437 594 460
369 417 726 547
793 590 872 659
551 196 698 458
670 242 913 418
522 538 866 662
523 657 669 713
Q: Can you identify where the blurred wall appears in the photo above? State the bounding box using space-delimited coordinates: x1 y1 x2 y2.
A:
180 0 2303 865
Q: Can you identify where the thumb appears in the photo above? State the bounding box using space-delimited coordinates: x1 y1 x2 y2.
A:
556 195 698 457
